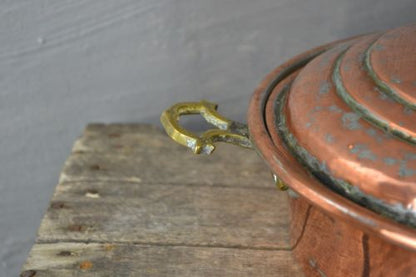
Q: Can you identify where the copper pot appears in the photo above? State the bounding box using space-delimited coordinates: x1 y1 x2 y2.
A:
161 24 416 276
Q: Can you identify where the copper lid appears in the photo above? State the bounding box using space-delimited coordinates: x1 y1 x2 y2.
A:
249 24 416 232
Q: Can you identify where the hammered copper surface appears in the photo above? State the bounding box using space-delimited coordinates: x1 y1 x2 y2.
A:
161 23 416 276
368 25 416 107
258 24 416 228
289 195 416 276
248 27 416 252
284 32 416 223
338 33 416 143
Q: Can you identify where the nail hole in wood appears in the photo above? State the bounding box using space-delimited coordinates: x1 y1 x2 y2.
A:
20 270 36 277
89 164 101 170
108 133 121 138
57 250 72 257
50 202 66 209
68 224 86 232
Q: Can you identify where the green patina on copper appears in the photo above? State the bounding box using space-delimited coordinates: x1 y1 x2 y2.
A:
404 106 413 115
373 43 385 51
341 112 362 130
365 128 377 138
384 157 397 166
398 153 416 177
375 86 395 103
328 104 343 113
333 50 416 144
319 80 331 95
391 76 402 84
252 45 331 189
349 144 377 161
364 39 416 110
325 133 335 143
274 83 416 227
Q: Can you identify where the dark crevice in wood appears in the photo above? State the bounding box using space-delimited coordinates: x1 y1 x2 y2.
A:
361 233 370 277
35 239 292 252
58 180 279 191
69 151 265 165
290 205 312 251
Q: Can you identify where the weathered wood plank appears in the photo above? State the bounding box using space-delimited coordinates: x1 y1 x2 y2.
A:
73 123 261 162
21 124 303 276
39 181 290 248
59 152 272 187
61 124 274 187
22 243 303 277
72 123 183 154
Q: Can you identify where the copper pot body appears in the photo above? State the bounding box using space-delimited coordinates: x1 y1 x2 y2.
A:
247 28 416 276
161 24 416 276
288 194 416 276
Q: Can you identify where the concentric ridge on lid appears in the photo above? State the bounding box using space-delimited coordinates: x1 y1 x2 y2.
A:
270 24 416 226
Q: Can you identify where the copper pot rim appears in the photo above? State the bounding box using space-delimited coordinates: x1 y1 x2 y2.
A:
247 36 416 252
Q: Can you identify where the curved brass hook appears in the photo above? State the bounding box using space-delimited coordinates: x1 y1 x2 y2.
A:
160 100 252 154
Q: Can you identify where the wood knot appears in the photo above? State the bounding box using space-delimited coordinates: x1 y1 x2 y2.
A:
50 202 66 209
89 164 101 170
79 261 93 270
20 270 37 277
67 224 86 232
104 244 115 251
57 250 72 256
108 133 121 138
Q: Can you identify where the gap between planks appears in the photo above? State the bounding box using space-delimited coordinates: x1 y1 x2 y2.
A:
35 240 293 252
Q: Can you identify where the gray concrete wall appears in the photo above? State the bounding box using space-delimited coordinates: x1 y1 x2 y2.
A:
1 0 415 275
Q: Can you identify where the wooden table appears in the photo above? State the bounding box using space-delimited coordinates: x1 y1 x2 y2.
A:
20 124 303 276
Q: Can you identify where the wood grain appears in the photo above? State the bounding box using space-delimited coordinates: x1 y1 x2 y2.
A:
23 243 302 277
60 124 275 187
39 181 291 248
21 124 303 276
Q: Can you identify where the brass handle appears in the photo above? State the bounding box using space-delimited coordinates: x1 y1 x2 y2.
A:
160 100 252 154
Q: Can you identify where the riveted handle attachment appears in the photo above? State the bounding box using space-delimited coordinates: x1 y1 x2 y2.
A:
160 100 252 154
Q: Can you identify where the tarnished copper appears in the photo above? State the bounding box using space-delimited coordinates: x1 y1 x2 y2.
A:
263 24 416 227
162 24 416 275
368 25 416 107
246 24 416 274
